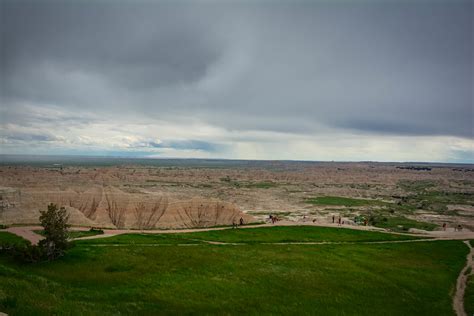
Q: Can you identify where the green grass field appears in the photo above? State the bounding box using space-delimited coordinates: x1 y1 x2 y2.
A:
306 196 387 207
167 225 420 243
465 273 474 316
0 227 468 315
0 232 29 246
77 226 421 246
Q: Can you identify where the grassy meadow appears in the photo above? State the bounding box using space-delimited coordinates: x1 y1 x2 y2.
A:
369 216 438 232
465 273 474 316
306 196 386 207
0 232 29 246
0 227 469 315
77 226 421 245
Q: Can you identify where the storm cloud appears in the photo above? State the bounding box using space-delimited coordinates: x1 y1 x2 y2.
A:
1 0 472 161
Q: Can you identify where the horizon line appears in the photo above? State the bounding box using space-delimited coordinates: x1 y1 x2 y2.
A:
0 154 472 165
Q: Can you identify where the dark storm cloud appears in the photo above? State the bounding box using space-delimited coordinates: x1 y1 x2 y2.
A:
1 1 221 101
1 0 472 142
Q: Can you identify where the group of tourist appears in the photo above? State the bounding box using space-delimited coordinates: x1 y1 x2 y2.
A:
443 223 463 232
232 217 245 228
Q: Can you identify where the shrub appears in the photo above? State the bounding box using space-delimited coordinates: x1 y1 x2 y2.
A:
38 203 71 260
0 243 15 255
90 228 104 234
4 204 73 263
0 295 18 309
10 244 47 263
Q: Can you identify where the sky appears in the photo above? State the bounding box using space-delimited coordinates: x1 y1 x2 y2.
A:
1 0 473 162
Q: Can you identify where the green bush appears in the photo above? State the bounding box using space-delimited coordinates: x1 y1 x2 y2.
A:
1 204 74 263
0 243 15 255
89 228 104 234
10 244 47 263
38 203 71 260
0 295 17 309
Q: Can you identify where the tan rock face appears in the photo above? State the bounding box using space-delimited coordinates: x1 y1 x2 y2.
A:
159 198 255 228
0 185 255 229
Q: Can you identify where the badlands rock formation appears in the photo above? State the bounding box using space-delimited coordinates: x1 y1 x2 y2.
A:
2 162 472 231
0 185 255 229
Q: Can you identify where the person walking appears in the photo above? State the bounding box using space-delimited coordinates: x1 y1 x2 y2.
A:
332 215 335 223
240 217 244 226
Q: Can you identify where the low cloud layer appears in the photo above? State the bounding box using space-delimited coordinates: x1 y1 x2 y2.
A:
1 0 473 162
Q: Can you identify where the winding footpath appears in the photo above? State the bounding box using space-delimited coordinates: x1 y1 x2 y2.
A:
4 221 474 245
453 241 473 316
4 225 44 245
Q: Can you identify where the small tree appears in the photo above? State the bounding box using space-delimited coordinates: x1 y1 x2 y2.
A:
38 203 70 260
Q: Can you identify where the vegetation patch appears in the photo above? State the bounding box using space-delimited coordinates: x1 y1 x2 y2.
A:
220 177 278 189
0 232 29 247
465 274 474 316
77 233 202 245
369 216 438 232
78 226 422 246
244 181 277 189
34 228 104 239
173 226 422 243
398 180 437 192
247 211 291 217
392 191 474 215
306 196 387 207
104 263 135 273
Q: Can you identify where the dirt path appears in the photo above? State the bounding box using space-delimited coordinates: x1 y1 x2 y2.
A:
64 222 474 242
453 241 473 316
84 238 440 247
2 222 474 245
4 226 44 245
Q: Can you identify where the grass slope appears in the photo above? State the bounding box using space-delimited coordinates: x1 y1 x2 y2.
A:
465 273 474 316
0 231 29 246
78 226 420 245
370 216 438 232
0 227 466 315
